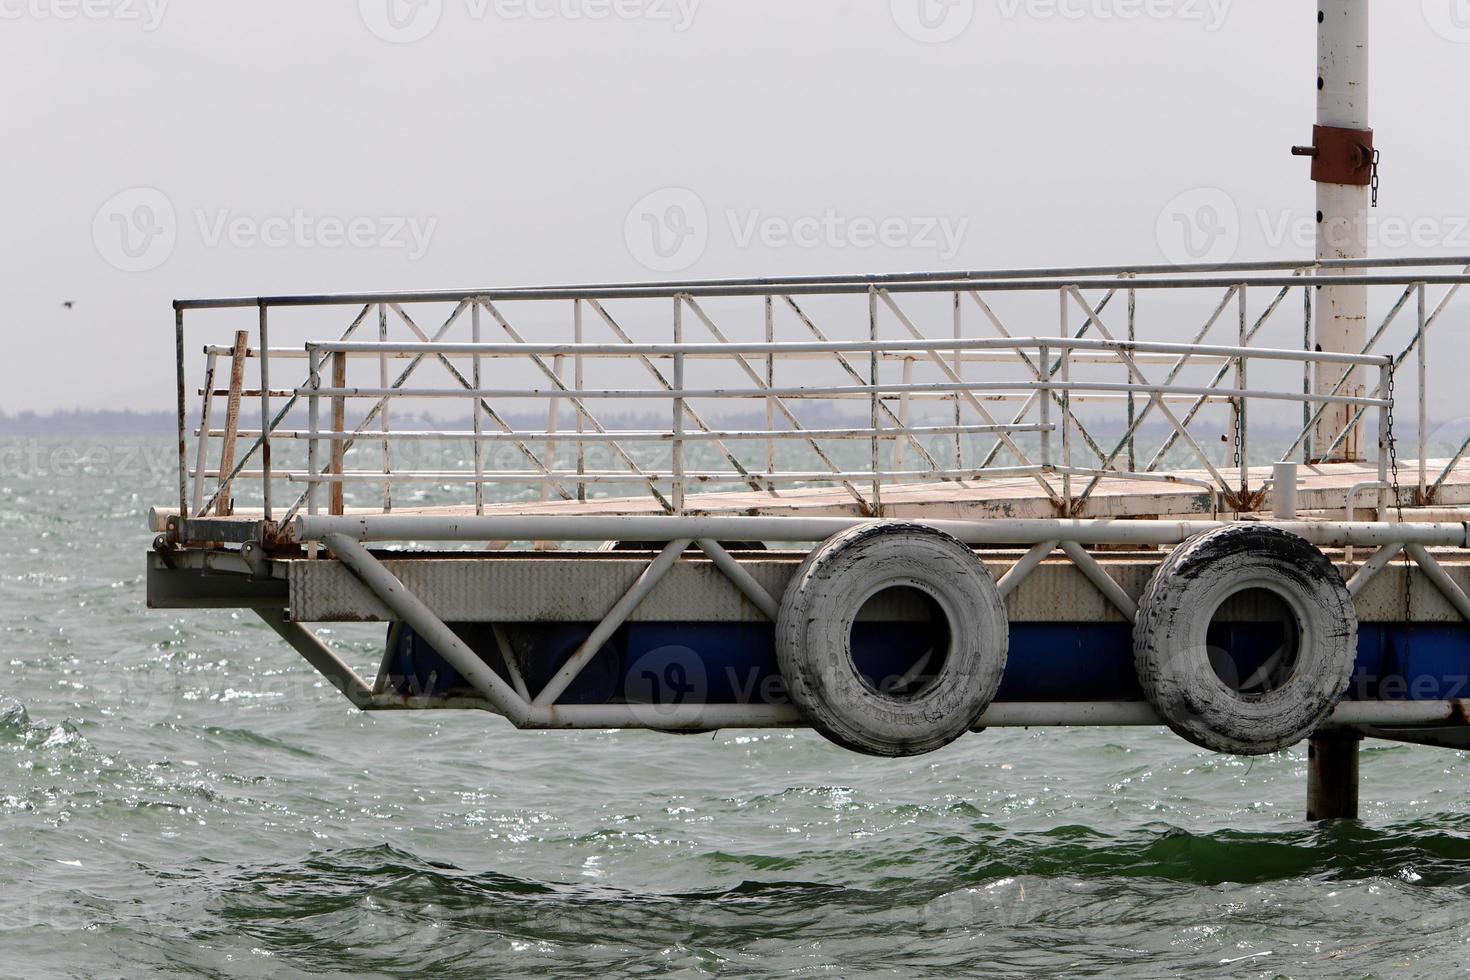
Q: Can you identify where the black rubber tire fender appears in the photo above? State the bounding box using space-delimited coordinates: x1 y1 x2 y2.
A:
776 522 1008 757
1132 524 1357 756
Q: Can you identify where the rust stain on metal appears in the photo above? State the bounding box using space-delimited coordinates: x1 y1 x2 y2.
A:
1307 124 1374 185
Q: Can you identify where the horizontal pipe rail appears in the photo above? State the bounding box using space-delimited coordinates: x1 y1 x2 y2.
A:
176 268 1470 310
177 255 1470 311
390 700 1470 731
305 336 1389 366
294 381 1388 407
295 514 1470 548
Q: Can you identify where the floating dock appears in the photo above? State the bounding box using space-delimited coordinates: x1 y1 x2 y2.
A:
147 254 1470 820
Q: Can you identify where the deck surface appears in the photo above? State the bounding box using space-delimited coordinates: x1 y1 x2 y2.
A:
151 459 1470 532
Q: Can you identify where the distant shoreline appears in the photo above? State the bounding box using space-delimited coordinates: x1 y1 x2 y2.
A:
0 411 175 436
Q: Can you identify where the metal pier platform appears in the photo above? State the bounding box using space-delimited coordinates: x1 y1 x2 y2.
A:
148 257 1470 817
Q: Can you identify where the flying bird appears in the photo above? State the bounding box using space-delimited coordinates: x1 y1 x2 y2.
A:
62 301 74 309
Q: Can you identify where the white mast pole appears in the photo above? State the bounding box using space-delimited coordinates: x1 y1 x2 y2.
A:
1312 0 1372 462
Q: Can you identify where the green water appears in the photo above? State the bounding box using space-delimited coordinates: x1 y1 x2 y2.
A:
2 436 1469 978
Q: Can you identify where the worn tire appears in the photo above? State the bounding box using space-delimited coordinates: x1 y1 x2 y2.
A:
776 522 1008 757
1133 524 1357 756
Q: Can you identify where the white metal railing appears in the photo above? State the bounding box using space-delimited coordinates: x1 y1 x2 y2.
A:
170 256 1470 526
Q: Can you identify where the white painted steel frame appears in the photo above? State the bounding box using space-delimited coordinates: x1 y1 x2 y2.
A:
175 261 1470 530
275 520 1470 732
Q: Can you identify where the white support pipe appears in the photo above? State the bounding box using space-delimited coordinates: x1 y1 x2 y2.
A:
254 608 376 709
996 540 1059 598
697 539 781 620
465 700 1470 731
297 514 1470 550
1061 541 1139 621
1345 541 1404 597
1406 544 1470 622
322 532 534 725
531 538 692 707
534 703 802 729
1325 700 1470 727
1314 0 1370 462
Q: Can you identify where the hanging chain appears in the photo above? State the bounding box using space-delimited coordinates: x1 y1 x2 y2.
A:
1233 398 1243 468
1385 361 1413 626
1386 361 1402 516
1231 392 1244 517
1370 148 1382 208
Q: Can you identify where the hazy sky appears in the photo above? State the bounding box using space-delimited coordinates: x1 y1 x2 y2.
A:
3 1 1469 413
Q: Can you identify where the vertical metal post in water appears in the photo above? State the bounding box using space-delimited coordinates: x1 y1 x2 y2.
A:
1310 0 1371 462
1303 0 1371 808
1307 731 1361 821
